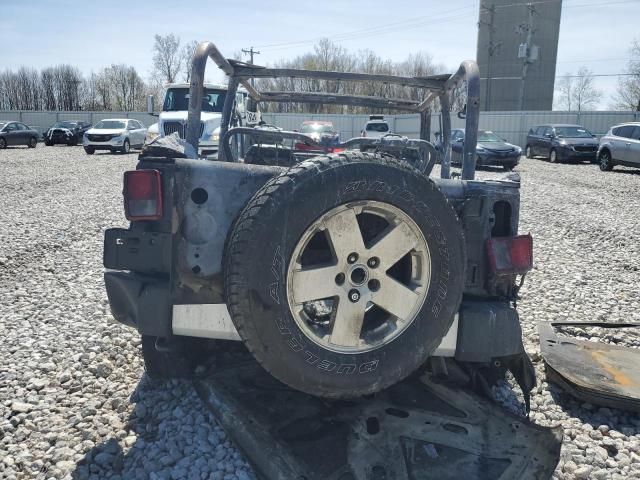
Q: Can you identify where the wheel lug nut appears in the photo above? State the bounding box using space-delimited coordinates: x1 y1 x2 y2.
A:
347 252 358 264
367 257 379 268
348 289 360 302
335 273 345 286
368 279 380 292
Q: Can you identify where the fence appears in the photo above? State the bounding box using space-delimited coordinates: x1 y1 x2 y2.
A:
2 110 639 147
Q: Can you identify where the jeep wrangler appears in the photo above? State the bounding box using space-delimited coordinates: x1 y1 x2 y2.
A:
103 41 535 402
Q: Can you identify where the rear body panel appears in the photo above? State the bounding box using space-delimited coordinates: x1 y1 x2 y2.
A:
104 157 523 349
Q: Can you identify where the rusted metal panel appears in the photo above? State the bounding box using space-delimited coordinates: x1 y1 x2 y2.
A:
195 351 562 480
538 322 640 412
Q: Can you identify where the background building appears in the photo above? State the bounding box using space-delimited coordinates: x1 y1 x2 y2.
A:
477 0 562 111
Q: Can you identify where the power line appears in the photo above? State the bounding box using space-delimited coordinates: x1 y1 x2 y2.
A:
252 0 638 51
252 5 475 50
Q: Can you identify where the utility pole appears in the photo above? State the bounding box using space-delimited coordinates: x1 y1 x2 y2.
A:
518 3 536 111
479 2 499 110
242 47 261 87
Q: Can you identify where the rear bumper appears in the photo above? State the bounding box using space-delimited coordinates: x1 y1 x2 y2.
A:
104 269 525 361
104 271 172 337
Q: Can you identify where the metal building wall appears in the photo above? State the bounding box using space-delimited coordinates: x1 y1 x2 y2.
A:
477 0 562 111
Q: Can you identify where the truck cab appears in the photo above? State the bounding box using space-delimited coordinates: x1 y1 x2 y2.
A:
147 83 256 158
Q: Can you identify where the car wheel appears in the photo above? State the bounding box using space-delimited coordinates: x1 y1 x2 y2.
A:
0 138 6 149
525 145 532 159
28 137 37 148
84 146 95 155
224 152 465 398
503 163 515 171
121 139 131 154
44 139 53 146
549 149 558 163
598 150 613 171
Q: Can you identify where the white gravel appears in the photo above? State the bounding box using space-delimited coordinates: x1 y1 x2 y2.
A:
0 145 253 480
0 145 639 480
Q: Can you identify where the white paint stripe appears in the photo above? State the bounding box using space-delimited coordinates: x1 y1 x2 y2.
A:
172 304 241 341
432 314 458 357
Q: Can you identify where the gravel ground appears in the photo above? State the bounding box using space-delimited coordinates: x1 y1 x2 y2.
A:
0 145 639 480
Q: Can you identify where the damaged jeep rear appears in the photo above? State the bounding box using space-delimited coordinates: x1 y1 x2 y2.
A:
104 41 537 399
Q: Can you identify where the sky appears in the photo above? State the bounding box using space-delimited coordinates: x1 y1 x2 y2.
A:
1 0 638 109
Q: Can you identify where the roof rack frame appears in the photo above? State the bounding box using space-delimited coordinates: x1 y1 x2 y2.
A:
186 42 480 180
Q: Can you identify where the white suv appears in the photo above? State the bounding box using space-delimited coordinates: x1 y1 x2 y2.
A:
361 116 390 139
83 119 146 155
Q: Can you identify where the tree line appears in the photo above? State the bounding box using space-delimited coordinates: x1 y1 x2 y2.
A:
254 39 459 114
2 34 638 112
0 34 197 112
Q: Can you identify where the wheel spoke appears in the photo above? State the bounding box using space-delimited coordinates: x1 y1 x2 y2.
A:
369 222 419 271
290 265 340 304
329 296 366 347
324 208 366 263
372 277 421 320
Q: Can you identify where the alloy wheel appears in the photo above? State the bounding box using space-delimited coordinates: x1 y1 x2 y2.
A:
286 201 431 354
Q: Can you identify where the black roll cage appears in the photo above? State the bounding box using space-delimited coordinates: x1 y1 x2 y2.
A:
186 41 480 180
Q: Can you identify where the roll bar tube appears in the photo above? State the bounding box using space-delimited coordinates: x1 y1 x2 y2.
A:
444 60 480 180
186 42 260 153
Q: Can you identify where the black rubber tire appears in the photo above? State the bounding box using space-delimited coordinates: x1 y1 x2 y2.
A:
44 139 53 147
84 146 95 155
121 139 130 154
224 152 466 398
525 145 532 159
0 138 6 149
28 137 37 148
503 163 516 171
599 150 614 171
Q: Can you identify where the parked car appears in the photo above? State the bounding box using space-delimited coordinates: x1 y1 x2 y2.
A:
448 128 521 171
597 122 640 172
525 124 598 163
294 120 340 150
83 119 146 154
0 121 39 149
361 115 390 139
44 121 92 146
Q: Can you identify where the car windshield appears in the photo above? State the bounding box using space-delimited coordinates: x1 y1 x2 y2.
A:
0 123 5 130
300 123 334 134
478 131 502 142
554 126 592 138
163 87 227 112
366 123 389 132
52 121 76 129
94 120 126 129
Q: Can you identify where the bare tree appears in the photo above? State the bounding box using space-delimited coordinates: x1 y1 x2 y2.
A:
152 34 182 84
181 40 199 82
256 39 446 115
555 67 601 111
612 40 640 111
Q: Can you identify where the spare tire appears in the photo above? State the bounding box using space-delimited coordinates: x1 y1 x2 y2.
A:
224 151 465 398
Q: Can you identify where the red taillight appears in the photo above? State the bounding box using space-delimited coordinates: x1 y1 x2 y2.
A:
123 169 163 221
486 234 533 275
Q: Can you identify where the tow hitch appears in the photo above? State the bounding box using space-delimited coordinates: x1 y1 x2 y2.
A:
195 350 562 480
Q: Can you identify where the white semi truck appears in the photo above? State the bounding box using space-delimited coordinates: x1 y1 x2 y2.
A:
146 83 257 158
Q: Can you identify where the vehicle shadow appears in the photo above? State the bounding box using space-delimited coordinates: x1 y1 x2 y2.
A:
547 381 639 439
70 374 247 480
611 168 640 176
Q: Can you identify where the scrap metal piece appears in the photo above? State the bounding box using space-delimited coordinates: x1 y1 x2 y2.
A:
195 353 561 480
538 321 640 412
